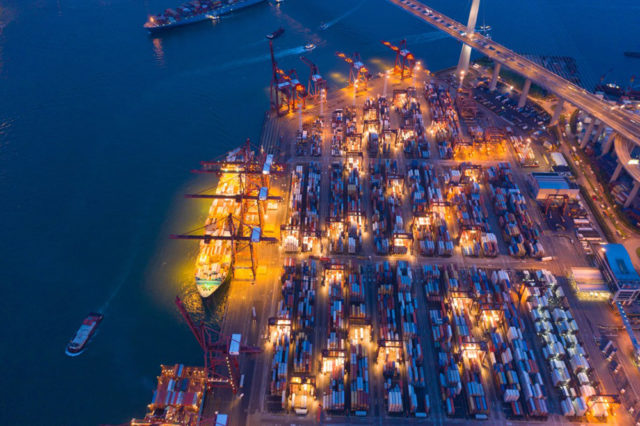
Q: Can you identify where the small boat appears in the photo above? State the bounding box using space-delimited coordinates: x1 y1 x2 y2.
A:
319 23 328 30
304 43 316 51
266 27 284 40
66 312 103 356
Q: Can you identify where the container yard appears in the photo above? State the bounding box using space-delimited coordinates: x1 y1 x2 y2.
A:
445 163 498 257
486 163 545 258
153 44 634 426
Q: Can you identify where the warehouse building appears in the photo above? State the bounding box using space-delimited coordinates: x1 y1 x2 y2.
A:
598 244 640 305
530 172 579 202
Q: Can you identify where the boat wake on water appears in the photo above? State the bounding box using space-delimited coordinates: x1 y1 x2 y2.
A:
211 45 307 72
320 0 367 30
398 31 449 45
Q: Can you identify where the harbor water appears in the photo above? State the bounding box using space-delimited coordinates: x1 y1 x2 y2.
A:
0 0 637 424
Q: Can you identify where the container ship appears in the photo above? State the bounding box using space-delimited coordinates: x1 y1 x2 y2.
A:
193 149 248 298
65 312 103 356
144 0 266 33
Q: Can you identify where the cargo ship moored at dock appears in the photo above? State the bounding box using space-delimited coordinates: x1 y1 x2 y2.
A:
144 0 267 33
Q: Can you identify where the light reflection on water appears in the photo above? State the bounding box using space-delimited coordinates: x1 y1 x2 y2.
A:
152 37 165 67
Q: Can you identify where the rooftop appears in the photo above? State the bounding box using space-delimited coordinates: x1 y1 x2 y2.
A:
602 244 640 284
570 267 609 294
531 172 576 190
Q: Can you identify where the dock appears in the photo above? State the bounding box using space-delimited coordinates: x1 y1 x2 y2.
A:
174 64 631 425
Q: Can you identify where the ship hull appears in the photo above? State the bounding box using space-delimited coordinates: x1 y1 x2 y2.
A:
196 271 231 298
145 0 266 33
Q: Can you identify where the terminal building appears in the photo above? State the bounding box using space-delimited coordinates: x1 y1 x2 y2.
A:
569 267 610 301
530 172 579 202
597 244 640 305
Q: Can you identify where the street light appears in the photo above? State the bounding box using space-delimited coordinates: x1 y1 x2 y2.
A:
353 81 358 107
383 70 390 98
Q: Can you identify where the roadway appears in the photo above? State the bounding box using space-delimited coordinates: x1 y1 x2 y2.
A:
386 0 640 181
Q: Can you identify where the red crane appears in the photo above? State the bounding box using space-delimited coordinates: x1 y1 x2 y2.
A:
381 39 416 79
175 141 283 279
300 55 327 101
267 27 289 115
174 296 261 394
336 51 371 89
171 213 278 280
286 68 308 111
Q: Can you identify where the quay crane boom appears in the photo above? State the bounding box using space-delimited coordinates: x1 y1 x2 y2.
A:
300 55 327 101
380 39 415 79
336 51 371 89
175 296 261 394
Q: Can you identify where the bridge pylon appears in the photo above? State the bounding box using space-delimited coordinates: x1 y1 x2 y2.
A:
456 0 480 78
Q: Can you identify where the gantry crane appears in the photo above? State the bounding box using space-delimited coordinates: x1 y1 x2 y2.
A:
336 51 370 89
285 68 308 111
171 212 278 281
381 39 416 79
174 140 284 280
267 27 289 115
300 55 327 102
175 296 261 394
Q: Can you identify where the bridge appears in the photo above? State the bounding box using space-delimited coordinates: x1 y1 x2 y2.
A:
388 0 640 206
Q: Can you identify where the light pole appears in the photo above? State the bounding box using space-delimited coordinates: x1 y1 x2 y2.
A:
383 70 390 98
353 81 358 107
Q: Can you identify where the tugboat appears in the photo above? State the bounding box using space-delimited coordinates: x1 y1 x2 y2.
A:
66 312 103 356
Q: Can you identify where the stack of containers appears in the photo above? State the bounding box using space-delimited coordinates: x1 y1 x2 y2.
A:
442 264 460 295
270 333 289 401
349 344 370 414
370 161 389 254
422 264 442 302
463 358 489 419
423 82 461 158
397 88 425 158
302 162 321 252
328 269 346 334
485 164 544 258
295 261 315 330
323 360 346 412
376 262 404 414
348 271 367 321
427 295 461 417
518 270 589 418
293 333 312 374
328 162 345 253
345 159 363 254
398 263 429 416
284 165 303 252
323 267 347 414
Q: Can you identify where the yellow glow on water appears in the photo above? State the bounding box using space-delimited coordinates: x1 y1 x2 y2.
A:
143 174 219 319
329 72 348 84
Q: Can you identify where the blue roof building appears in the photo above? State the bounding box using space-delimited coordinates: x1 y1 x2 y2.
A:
600 244 640 304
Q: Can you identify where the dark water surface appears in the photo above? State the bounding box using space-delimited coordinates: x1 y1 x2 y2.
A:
0 0 637 424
